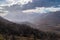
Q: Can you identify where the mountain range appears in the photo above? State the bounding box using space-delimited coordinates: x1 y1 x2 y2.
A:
1 11 60 33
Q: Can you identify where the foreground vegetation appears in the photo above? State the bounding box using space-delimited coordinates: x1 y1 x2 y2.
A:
0 31 60 40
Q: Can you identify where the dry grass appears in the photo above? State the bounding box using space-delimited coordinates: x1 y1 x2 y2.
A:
0 33 60 40
0 34 40 40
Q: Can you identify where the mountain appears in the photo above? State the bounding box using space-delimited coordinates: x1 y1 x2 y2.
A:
2 11 60 33
33 11 60 32
0 16 12 25
0 16 42 35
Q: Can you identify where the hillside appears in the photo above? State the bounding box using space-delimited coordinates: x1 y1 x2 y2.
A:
29 11 60 32
1 11 60 40
2 11 60 32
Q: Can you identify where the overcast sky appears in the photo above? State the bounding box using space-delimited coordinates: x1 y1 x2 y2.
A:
0 0 60 22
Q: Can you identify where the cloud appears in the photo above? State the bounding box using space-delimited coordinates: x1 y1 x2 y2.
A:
4 0 60 11
0 6 8 17
1 0 60 7
1 0 60 23
22 7 60 13
1 0 60 11
21 0 60 10
0 7 3 9
0 0 60 17
0 0 32 6
3 5 60 15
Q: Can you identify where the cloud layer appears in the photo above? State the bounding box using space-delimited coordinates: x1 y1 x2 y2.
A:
0 0 32 6
0 0 60 22
2 0 60 13
0 6 8 16
22 7 60 13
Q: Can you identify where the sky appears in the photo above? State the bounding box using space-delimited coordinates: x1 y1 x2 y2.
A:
0 0 60 22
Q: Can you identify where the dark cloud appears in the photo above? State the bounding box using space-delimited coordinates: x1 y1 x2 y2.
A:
22 0 60 10
4 0 60 11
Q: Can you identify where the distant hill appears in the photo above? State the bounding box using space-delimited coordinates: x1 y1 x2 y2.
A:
0 16 42 35
33 11 60 32
0 13 60 40
9 11 60 32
